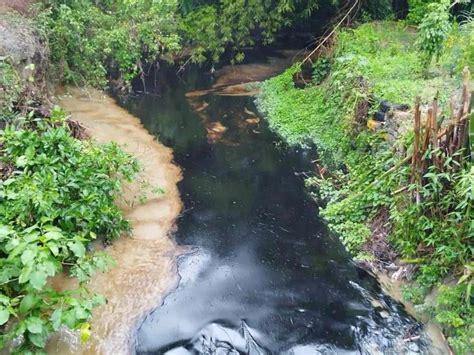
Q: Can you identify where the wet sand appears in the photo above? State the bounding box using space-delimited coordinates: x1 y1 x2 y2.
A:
47 88 182 355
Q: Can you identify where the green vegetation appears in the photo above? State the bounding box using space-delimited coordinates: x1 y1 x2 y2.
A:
37 0 181 86
0 111 139 351
0 60 22 119
415 0 451 65
259 17 473 353
36 0 322 87
259 21 459 160
1 0 473 352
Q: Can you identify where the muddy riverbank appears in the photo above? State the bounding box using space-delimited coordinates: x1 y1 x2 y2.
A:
46 88 182 354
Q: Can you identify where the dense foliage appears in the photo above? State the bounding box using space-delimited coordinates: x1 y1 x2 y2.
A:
0 112 139 351
259 20 473 352
259 22 461 161
415 0 451 65
37 0 180 86
37 0 321 86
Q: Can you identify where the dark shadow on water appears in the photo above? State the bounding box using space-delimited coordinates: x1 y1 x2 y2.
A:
118 67 428 354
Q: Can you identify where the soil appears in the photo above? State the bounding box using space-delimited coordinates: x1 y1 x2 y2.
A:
0 8 51 116
0 0 32 14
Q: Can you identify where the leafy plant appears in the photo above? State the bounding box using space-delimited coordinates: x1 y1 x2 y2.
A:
415 0 451 65
0 59 22 120
434 283 474 353
407 0 436 24
37 0 322 87
311 56 331 84
0 113 139 351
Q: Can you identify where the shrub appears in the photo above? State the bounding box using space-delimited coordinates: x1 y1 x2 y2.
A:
0 112 139 351
415 0 451 65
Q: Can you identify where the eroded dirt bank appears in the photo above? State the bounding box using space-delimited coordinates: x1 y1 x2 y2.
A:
46 88 182 354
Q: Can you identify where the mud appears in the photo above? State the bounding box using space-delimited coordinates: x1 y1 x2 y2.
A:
46 88 182 355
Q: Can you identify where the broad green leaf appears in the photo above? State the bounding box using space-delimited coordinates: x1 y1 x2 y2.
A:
62 310 77 329
2 178 15 186
0 225 12 241
20 294 38 314
8 242 28 260
26 317 43 334
51 308 63 331
41 260 58 276
25 145 35 160
15 156 27 167
45 231 63 241
75 306 89 320
28 332 47 348
24 231 40 243
19 265 33 284
0 295 9 305
29 270 47 290
0 308 10 325
47 242 59 256
68 242 86 258
21 248 37 265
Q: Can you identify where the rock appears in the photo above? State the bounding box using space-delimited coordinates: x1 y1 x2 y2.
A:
0 11 46 70
1 0 32 14
392 266 407 280
0 10 50 115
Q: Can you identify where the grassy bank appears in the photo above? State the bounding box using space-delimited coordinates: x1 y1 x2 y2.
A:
258 21 473 353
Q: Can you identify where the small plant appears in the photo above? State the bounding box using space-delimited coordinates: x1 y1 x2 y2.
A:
311 56 331 84
415 0 451 66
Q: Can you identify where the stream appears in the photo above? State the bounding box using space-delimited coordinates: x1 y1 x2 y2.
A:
116 54 444 355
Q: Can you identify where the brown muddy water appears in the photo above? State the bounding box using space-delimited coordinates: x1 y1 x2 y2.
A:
46 89 182 355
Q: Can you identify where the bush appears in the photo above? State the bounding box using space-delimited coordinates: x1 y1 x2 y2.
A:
0 112 139 351
37 0 181 86
37 0 321 87
415 0 451 65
